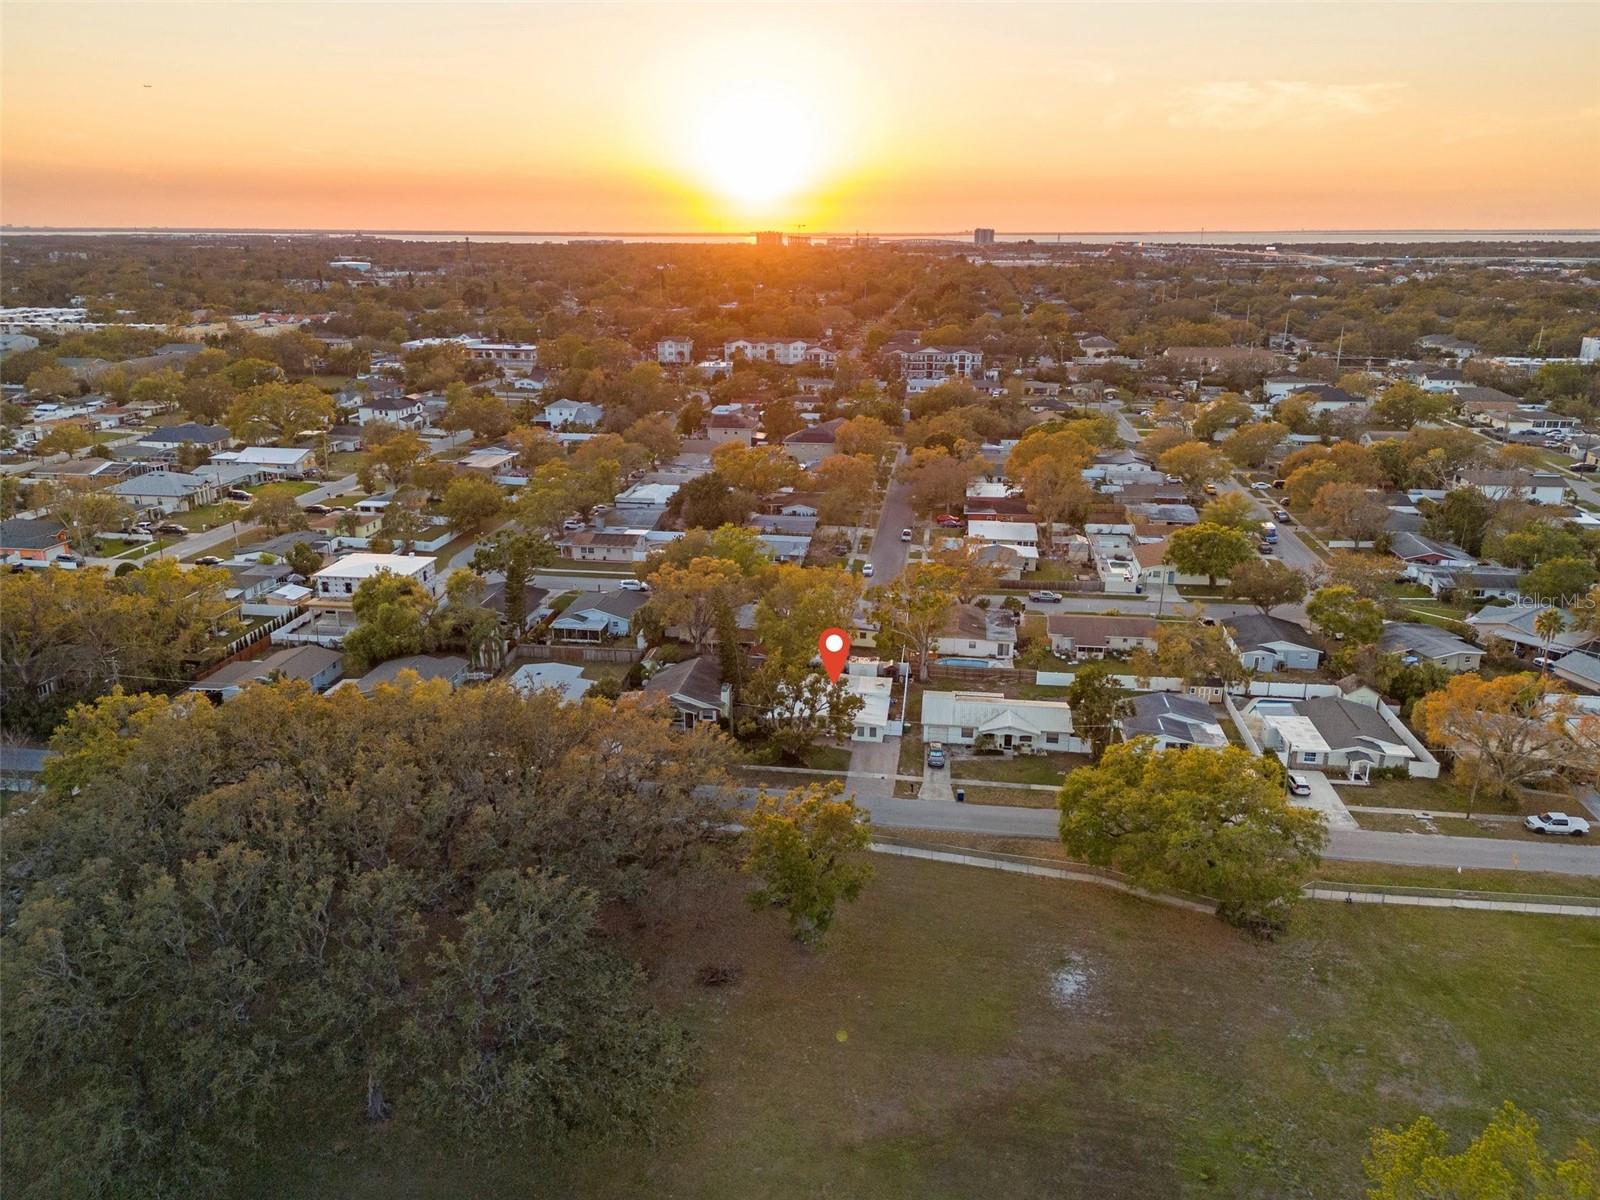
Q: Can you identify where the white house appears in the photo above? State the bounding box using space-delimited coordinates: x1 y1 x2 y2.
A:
965 519 1040 570
921 690 1085 754
934 604 1017 664
1251 697 1418 775
656 336 694 366
221 446 318 477
357 396 426 429
844 672 894 743
1453 469 1566 506
507 661 593 704
310 553 440 604
542 399 605 429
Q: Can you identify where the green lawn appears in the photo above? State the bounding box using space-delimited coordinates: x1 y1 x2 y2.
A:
803 744 853 772
233 853 1600 1199
952 751 1088 785
1347 775 1550 817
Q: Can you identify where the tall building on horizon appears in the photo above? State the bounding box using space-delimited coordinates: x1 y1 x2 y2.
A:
973 227 996 245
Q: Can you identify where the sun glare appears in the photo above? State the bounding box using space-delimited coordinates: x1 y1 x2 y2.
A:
686 80 822 211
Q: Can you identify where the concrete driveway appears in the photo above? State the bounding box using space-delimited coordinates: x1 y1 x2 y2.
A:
1293 771 1358 830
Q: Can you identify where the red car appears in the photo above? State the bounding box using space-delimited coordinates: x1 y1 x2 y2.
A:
934 514 964 528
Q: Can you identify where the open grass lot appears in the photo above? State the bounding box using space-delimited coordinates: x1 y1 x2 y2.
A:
952 751 1088 785
1354 811 1553 843
235 854 1600 1199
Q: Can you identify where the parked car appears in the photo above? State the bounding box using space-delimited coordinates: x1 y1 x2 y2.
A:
1258 541 1275 555
934 514 963 528
193 555 223 566
900 528 913 542
926 742 946 769
1524 812 1590 836
861 562 875 577
1572 462 1598 473
304 504 331 515
562 517 584 531
1287 773 1312 796
1028 590 1063 603
618 579 650 592
226 488 253 501
1202 483 1218 495
1272 509 1291 522
155 522 188 535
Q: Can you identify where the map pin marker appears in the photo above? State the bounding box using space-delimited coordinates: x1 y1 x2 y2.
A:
818 627 851 683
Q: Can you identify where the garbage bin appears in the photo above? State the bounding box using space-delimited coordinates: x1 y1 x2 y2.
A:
955 788 965 804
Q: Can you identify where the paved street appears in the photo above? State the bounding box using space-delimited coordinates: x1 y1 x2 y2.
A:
1215 476 1325 577
832 790 1600 876
866 451 914 584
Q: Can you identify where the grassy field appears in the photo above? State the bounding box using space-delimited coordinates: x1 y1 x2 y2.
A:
1348 775 1551 817
1353 811 1550 843
952 751 1088 785
236 853 1600 1199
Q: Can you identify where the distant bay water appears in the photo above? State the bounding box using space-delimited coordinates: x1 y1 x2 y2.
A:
4 227 1598 246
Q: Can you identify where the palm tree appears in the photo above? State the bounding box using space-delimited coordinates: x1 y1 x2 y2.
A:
1533 607 1565 675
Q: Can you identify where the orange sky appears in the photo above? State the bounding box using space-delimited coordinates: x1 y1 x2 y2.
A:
3 2 1597 232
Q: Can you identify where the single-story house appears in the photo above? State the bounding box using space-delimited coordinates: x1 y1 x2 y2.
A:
351 654 469 694
921 690 1085 754
1407 562 1524 601
1377 622 1484 673
559 529 653 563
1551 650 1600 694
1119 692 1228 750
0 517 72 565
1224 614 1323 672
934 604 1017 665
109 470 218 514
1453 469 1566 507
189 645 344 702
542 399 604 429
1047 614 1159 660
643 656 730 729
507 661 593 704
550 590 649 642
219 446 318 477
1253 696 1417 773
844 673 894 743
1389 531 1475 568
1467 604 1597 657
137 422 232 452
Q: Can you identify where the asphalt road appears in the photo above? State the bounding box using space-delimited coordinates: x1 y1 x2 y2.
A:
1215 475 1325 577
844 791 1600 876
867 452 915 584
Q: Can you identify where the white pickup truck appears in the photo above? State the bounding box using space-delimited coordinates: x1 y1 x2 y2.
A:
1523 812 1591 837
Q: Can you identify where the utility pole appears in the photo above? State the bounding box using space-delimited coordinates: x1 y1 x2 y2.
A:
1335 323 1346 371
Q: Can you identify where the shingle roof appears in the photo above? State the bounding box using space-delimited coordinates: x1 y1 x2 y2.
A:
1292 697 1405 750
1377 622 1479 661
1046 614 1159 644
0 518 68 549
1224 613 1317 650
644 655 724 708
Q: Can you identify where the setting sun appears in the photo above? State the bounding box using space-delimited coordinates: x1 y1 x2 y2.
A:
685 79 822 210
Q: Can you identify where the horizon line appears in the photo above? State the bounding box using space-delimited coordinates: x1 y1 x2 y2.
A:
5 224 1600 239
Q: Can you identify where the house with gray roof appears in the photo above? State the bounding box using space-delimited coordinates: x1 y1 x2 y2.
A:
189 645 343 702
1467 604 1597 657
137 423 232 452
351 654 468 695
1119 692 1227 750
643 656 729 730
1251 696 1418 773
1377 622 1484 673
109 470 218 514
1552 650 1600 694
550 589 649 642
1223 614 1322 672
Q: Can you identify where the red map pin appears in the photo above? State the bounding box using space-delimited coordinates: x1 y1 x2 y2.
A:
818 627 851 682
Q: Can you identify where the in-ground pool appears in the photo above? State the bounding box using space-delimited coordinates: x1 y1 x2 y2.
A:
939 657 997 668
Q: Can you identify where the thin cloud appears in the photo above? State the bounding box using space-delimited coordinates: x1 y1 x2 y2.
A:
1171 81 1404 130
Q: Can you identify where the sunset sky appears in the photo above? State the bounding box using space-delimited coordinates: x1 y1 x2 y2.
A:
3 2 1597 233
